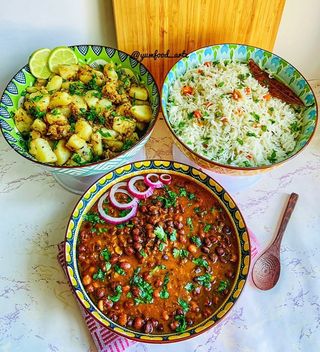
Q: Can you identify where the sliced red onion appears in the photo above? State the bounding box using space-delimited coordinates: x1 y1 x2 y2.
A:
98 192 138 224
160 174 172 185
144 173 164 189
109 181 138 209
127 175 154 199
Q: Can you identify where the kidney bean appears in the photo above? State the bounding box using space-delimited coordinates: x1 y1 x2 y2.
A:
133 242 142 251
175 308 184 316
150 318 159 328
104 299 113 309
125 246 134 255
204 238 212 248
146 223 153 231
179 235 187 244
201 246 210 254
144 321 154 333
133 317 143 330
170 321 179 331
110 254 120 264
190 301 200 313
118 313 128 326
226 270 234 279
209 235 219 244
119 262 131 270
82 274 92 286
96 288 106 299
220 257 228 264
215 247 225 256
132 228 140 236
109 313 118 322
209 253 218 263
140 205 147 213
132 286 141 297
142 271 151 281
154 278 163 288
78 244 86 253
166 220 174 227
157 323 164 332
86 284 94 293
122 285 131 294
153 289 160 298
186 318 193 326
188 244 197 254
131 217 139 225
168 206 174 213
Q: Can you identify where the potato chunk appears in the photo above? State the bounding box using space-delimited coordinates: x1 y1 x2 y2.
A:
106 140 123 151
31 118 47 135
14 108 34 133
46 75 63 92
104 63 118 81
29 138 57 163
27 92 50 111
84 90 99 108
98 128 118 140
113 116 136 134
91 132 103 156
96 98 112 112
129 86 148 101
54 140 72 165
49 92 72 108
70 95 87 114
45 110 68 125
58 64 79 80
75 119 92 141
66 134 86 150
130 105 152 122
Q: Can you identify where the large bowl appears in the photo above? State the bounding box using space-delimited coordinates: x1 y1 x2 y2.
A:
0 45 160 176
64 160 250 343
161 44 318 175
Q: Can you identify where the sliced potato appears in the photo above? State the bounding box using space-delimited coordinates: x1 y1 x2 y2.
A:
84 90 99 108
58 106 71 118
45 110 68 125
91 132 103 156
130 105 152 122
29 138 57 163
28 92 50 111
96 98 112 112
54 139 72 165
46 75 63 92
70 95 87 113
75 119 92 141
129 86 148 101
14 108 34 133
113 116 136 134
49 92 72 108
58 64 79 80
31 118 47 134
66 134 86 150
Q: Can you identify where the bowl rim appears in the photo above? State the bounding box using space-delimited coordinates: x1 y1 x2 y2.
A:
64 159 251 343
161 42 319 171
0 44 161 170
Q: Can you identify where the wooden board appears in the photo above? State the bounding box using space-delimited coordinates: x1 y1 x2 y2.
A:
113 0 285 87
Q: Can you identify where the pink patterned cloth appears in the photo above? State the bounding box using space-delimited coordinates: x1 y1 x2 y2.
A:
57 230 259 351
57 242 135 352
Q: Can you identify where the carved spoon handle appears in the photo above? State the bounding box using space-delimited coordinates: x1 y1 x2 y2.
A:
272 193 299 251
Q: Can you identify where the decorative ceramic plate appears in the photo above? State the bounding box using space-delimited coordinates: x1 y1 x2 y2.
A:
0 45 160 176
161 44 318 175
64 160 250 343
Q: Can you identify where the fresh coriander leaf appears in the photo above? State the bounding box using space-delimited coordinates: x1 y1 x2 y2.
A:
237 138 244 145
101 248 111 261
169 229 177 242
192 257 209 268
261 125 267 132
267 149 277 164
175 314 187 332
105 262 111 271
184 282 195 292
83 212 105 225
188 193 196 200
217 280 229 292
108 285 122 302
246 131 257 137
158 242 165 251
139 249 147 258
173 248 189 259
122 139 134 151
154 226 167 242
203 224 211 233
178 298 189 313
52 140 59 150
114 264 126 276
98 129 112 138
150 265 166 275
130 268 153 304
191 236 202 247
93 268 106 281
159 272 170 299
186 217 193 229
195 273 212 288
179 187 187 197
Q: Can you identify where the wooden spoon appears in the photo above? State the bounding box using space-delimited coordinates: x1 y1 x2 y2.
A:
252 193 299 290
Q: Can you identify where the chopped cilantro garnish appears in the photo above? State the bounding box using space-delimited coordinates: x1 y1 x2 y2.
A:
250 112 260 122
267 149 277 164
122 139 134 151
178 298 189 313
154 226 167 242
159 272 170 299
150 265 166 275
186 217 193 229
29 106 45 119
93 268 106 281
30 95 43 102
98 129 112 138
179 187 187 197
261 125 267 132
175 314 187 332
192 257 209 268
185 282 195 292
101 248 111 261
173 248 189 259
83 212 105 225
52 140 59 150
237 138 244 145
217 280 229 292
169 229 177 242
114 264 126 276
191 236 202 247
130 268 153 304
196 273 212 288
139 249 147 258
108 285 122 302
203 224 211 233
246 131 257 137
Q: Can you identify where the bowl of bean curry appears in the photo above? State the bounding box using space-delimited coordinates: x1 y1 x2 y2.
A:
65 160 250 343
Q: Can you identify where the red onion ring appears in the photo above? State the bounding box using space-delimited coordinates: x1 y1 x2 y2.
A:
109 181 138 209
98 192 138 224
127 175 154 199
144 173 164 189
160 174 172 185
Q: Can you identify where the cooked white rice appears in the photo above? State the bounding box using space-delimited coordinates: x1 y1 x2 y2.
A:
167 61 304 167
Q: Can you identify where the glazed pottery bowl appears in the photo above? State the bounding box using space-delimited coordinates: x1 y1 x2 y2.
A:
161 44 318 176
64 160 250 343
0 45 160 176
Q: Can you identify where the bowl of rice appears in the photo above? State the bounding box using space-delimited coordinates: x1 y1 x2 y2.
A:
161 44 318 175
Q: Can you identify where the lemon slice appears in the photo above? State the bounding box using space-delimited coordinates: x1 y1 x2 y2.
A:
48 47 78 73
29 48 51 79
